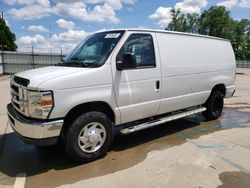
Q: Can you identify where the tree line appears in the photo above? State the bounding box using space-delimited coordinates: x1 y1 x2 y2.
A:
166 6 250 61
0 14 17 51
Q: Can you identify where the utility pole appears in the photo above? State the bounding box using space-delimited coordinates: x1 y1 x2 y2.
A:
49 24 52 65
49 24 51 52
32 46 35 69
1 12 5 73
0 12 3 50
60 48 63 60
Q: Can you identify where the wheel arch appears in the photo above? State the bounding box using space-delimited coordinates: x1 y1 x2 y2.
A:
204 83 226 105
202 84 225 120
211 84 226 97
62 101 115 133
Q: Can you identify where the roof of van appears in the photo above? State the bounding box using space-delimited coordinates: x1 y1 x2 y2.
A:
100 28 229 42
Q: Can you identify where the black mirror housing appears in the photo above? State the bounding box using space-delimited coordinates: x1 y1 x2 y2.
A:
116 53 137 70
116 60 123 71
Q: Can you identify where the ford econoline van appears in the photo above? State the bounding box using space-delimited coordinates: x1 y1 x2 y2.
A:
7 29 236 162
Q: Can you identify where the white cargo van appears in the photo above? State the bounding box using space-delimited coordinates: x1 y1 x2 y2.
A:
7 29 236 162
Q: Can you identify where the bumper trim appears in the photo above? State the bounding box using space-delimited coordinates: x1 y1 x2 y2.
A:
225 85 235 98
7 103 64 139
14 131 59 146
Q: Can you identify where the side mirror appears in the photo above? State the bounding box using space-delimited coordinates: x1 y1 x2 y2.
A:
116 60 123 71
116 53 137 71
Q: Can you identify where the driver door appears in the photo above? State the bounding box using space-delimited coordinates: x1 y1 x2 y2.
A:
111 32 161 124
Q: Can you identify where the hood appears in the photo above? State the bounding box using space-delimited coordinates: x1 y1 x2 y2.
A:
15 66 85 89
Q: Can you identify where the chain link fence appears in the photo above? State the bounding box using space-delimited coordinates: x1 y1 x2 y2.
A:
0 51 250 75
236 60 250 68
0 50 66 74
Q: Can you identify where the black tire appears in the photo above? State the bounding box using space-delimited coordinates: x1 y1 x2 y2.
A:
203 91 224 120
65 111 114 162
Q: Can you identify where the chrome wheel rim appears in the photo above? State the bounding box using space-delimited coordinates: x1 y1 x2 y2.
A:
78 122 106 153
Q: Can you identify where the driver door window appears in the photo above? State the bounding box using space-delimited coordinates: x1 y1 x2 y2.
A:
117 34 156 68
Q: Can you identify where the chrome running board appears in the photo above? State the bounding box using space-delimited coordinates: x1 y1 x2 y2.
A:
120 107 206 135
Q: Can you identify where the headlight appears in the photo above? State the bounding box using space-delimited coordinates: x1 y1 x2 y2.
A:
28 90 53 119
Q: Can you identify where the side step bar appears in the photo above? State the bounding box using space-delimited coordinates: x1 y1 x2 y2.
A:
120 107 206 135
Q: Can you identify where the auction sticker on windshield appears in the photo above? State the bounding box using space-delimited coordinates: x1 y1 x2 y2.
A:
105 33 121 38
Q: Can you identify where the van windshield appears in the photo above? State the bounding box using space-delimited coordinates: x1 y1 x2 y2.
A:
57 31 125 68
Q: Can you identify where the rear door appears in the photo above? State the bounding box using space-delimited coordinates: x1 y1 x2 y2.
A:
110 32 161 124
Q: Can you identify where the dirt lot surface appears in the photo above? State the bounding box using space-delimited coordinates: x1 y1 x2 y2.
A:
0 68 250 188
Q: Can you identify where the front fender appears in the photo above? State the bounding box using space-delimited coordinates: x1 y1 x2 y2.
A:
49 85 120 124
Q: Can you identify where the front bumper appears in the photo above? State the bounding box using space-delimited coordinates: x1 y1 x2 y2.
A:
225 86 235 98
7 103 64 146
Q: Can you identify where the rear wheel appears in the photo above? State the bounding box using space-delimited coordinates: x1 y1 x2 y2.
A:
65 111 114 162
203 91 224 120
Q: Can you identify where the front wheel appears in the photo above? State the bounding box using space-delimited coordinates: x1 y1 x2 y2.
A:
65 111 114 162
203 91 224 120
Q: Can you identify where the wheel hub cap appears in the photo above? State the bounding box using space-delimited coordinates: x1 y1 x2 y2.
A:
78 122 106 153
88 130 99 144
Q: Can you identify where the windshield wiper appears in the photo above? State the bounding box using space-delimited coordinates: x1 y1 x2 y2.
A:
56 58 90 67
70 57 84 60
69 57 90 67
59 62 90 67
55 59 66 66
56 57 96 67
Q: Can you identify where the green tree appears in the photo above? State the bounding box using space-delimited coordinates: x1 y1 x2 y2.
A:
185 13 200 33
166 9 199 33
246 22 250 60
0 14 17 51
167 9 185 32
199 6 233 38
230 19 250 60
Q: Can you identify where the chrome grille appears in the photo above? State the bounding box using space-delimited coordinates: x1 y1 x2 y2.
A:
10 78 29 116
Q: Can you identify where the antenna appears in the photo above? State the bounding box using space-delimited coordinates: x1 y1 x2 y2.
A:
49 24 51 53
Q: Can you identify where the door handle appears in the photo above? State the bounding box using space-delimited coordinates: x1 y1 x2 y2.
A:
155 80 160 92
